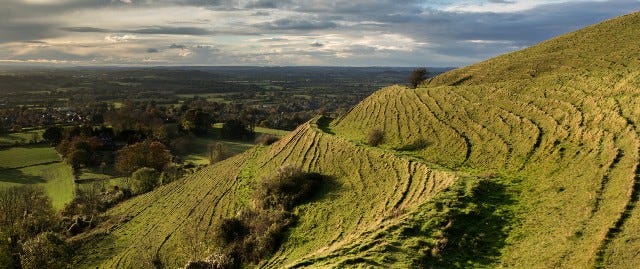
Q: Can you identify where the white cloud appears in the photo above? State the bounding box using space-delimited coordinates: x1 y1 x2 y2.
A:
104 34 137 43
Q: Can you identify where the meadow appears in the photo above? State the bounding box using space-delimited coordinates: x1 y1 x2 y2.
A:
0 129 43 147
0 145 74 209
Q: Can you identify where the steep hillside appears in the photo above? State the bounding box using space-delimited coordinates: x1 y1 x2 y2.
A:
74 12 640 268
73 120 458 268
331 12 640 268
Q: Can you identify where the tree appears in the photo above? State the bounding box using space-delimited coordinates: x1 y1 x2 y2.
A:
0 186 58 268
43 126 63 145
0 186 57 240
180 109 213 136
409 67 428 89
20 232 71 269
57 136 103 168
220 119 254 140
115 140 172 174
68 149 90 169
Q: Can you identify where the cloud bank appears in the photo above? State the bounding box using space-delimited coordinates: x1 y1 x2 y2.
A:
0 0 638 66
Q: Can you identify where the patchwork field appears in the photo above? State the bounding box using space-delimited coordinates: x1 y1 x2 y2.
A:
0 129 44 147
0 145 74 209
181 125 290 165
72 12 640 268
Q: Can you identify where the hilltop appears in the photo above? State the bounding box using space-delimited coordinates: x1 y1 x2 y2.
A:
73 12 640 268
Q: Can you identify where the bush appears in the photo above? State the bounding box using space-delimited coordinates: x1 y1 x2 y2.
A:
182 253 235 269
214 209 293 265
253 165 323 211
131 167 160 195
367 128 384 146
20 232 71 269
160 163 185 184
208 142 233 164
216 217 248 246
0 231 15 268
213 166 324 266
255 134 280 146
61 183 131 219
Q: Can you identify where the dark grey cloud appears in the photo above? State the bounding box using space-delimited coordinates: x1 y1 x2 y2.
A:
61 26 213 35
146 48 160 53
0 22 61 44
123 26 213 35
244 0 280 8
61 27 109 33
310 41 324 47
23 40 48 44
251 11 271 16
169 44 186 49
255 18 338 30
406 0 640 59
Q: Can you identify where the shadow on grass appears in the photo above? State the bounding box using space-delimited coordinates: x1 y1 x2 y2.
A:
298 175 341 207
0 168 46 184
316 116 336 135
394 138 430 151
418 180 516 268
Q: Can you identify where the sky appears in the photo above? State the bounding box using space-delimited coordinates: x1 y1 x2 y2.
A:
0 0 638 67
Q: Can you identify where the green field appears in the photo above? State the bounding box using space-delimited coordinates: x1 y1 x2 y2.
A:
0 145 74 209
0 129 44 147
71 12 640 268
180 125 290 165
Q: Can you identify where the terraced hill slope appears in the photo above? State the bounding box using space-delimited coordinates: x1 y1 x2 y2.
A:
74 12 640 268
331 12 640 268
73 120 459 268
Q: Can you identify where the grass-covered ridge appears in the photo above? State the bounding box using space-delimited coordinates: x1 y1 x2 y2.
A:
331 11 640 268
74 11 640 268
72 119 458 268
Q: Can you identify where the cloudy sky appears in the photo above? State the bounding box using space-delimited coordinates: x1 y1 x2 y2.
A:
0 0 638 66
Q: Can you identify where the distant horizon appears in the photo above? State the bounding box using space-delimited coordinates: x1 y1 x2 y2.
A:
1 1 638 67
0 65 458 69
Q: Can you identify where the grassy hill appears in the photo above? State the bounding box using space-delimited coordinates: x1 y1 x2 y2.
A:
73 12 640 268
